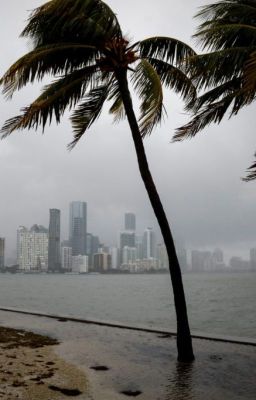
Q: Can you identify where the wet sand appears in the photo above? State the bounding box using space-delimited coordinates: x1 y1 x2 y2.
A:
0 310 255 399
0 326 89 399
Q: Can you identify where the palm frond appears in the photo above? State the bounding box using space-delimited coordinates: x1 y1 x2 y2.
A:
1 66 98 137
187 78 242 112
132 59 164 137
187 48 252 90
195 1 256 26
243 50 256 93
108 77 125 123
22 0 122 48
173 94 234 141
147 58 196 105
243 154 256 181
0 44 98 99
69 83 110 148
138 37 196 67
194 23 256 51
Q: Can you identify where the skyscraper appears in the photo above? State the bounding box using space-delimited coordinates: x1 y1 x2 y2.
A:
69 201 87 256
120 231 135 263
142 227 156 259
0 238 5 268
124 213 136 231
48 209 61 272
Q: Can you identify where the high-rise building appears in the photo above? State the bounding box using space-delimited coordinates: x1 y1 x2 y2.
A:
48 209 61 271
0 238 5 268
156 243 168 270
109 246 119 269
120 231 135 263
124 213 136 231
17 225 48 271
122 246 137 265
61 245 72 271
142 227 156 259
93 252 111 272
69 201 87 256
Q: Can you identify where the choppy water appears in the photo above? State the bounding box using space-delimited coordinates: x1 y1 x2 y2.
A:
0 272 255 338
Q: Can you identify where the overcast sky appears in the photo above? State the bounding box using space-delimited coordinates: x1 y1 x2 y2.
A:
0 0 255 263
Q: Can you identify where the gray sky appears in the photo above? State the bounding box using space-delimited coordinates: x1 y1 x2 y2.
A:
0 0 255 263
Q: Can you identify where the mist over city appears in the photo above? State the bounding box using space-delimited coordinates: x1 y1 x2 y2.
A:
0 0 255 266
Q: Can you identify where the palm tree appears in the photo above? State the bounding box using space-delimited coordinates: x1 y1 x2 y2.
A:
0 0 196 361
174 0 256 180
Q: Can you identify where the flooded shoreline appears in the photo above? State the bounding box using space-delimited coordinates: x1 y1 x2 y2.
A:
0 310 255 399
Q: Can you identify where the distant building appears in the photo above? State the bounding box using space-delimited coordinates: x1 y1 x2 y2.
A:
122 246 137 265
109 246 119 269
72 255 88 273
230 256 250 271
191 250 210 272
17 225 48 271
135 235 143 260
48 209 61 271
86 233 100 267
142 227 156 259
177 248 188 272
61 246 72 271
69 201 87 256
120 231 135 263
0 238 5 268
156 243 168 270
124 213 136 231
93 252 111 272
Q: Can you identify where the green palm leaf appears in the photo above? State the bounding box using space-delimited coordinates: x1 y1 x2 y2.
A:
108 78 125 122
147 58 196 105
138 37 196 66
173 94 234 141
243 155 256 181
132 59 164 137
188 48 252 90
1 66 98 137
22 0 122 47
69 83 110 149
0 44 98 99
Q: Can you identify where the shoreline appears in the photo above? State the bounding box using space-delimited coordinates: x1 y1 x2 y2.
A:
0 310 256 399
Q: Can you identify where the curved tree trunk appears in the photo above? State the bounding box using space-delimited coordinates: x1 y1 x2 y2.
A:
116 68 194 362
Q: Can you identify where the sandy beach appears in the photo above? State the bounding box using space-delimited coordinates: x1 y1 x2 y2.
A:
0 326 89 399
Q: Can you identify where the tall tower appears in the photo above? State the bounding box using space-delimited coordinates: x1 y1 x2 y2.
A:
124 213 136 231
0 238 5 268
142 227 156 259
48 209 61 271
69 201 87 256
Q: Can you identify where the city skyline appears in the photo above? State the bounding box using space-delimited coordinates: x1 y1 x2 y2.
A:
0 0 255 268
1 205 255 272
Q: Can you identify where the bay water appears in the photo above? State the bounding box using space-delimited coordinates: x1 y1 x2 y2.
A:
0 272 255 338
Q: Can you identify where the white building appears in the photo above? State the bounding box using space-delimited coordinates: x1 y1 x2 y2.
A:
72 255 88 273
142 227 156 259
61 246 72 271
122 246 137 265
17 226 48 271
156 243 168 270
109 246 119 269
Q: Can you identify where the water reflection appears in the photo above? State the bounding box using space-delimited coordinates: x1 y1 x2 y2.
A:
165 362 194 400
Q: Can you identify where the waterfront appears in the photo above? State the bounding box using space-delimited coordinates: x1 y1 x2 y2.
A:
0 272 255 338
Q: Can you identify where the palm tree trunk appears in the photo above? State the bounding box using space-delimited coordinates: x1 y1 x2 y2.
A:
116 68 195 362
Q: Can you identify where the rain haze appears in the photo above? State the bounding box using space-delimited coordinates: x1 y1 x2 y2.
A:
0 0 255 264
